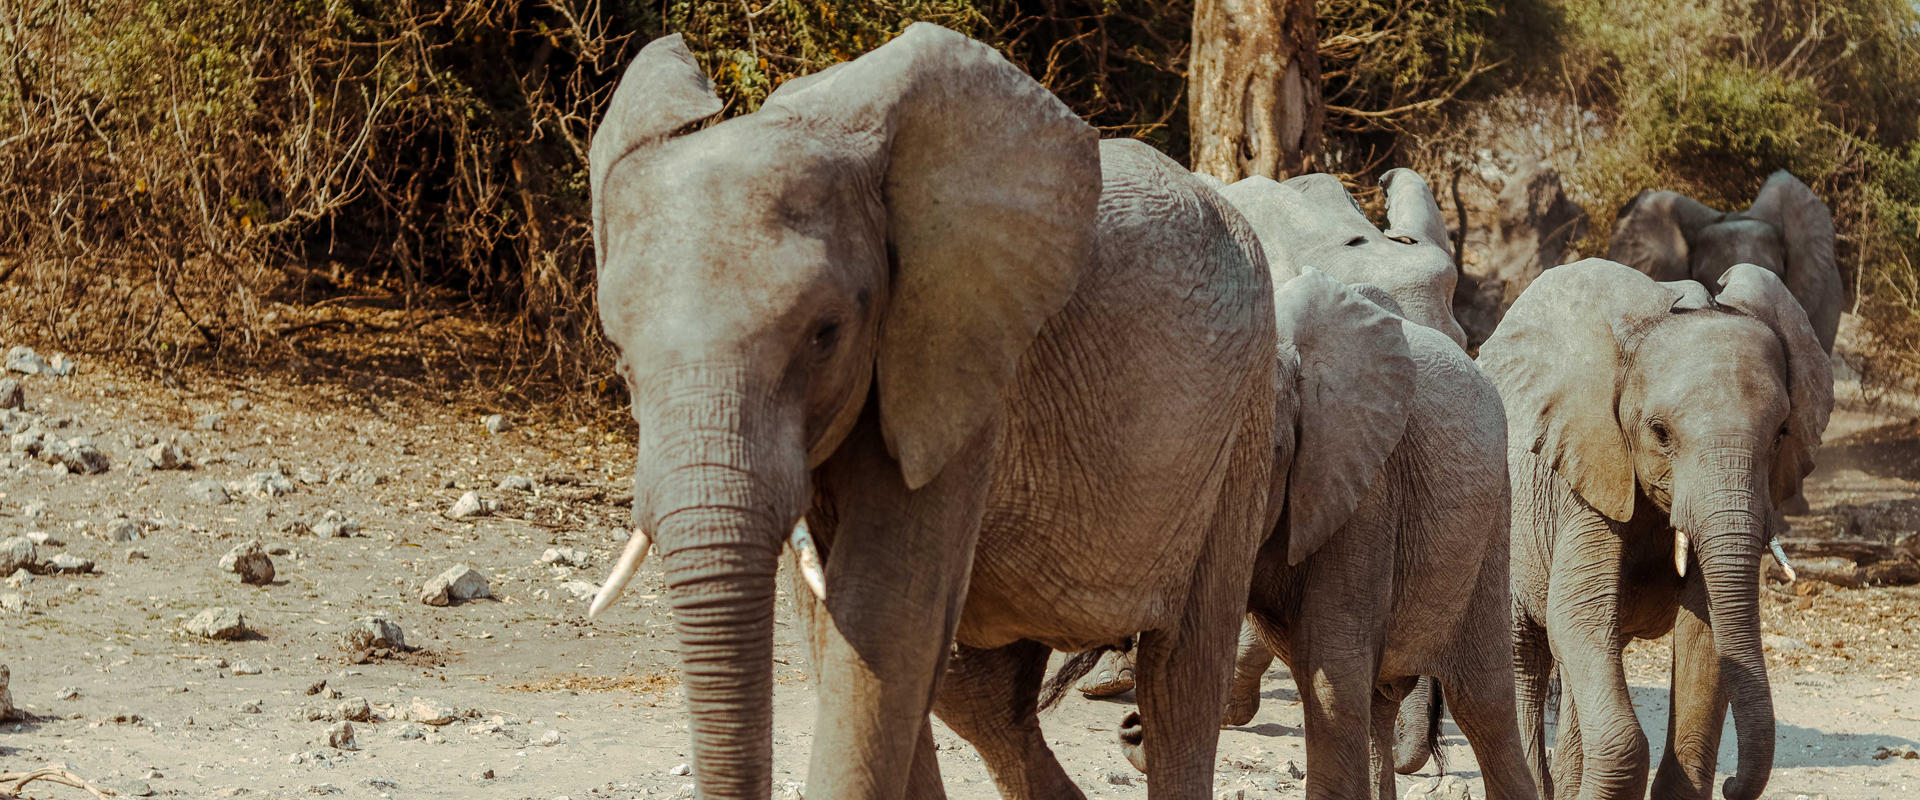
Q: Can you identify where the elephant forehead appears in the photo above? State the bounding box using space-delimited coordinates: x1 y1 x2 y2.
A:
1630 314 1787 405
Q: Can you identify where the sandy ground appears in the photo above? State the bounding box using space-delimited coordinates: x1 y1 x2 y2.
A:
2 346 1918 800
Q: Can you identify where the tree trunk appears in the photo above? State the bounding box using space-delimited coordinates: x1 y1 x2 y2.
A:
1189 0 1322 182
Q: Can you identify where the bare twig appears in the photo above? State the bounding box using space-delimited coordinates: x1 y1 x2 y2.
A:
0 767 119 799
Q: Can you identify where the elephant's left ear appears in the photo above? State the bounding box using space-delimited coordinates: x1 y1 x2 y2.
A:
589 35 724 272
1274 269 1415 565
1607 190 1721 283
1715 265 1833 505
1380 169 1453 258
1745 171 1842 354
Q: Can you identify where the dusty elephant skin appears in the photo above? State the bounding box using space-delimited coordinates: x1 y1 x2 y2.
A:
1112 266 1533 799
1607 170 1842 354
1477 260 1833 800
1221 169 1470 351
591 23 1276 800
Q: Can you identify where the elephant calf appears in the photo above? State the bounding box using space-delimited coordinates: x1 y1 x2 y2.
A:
1477 260 1832 800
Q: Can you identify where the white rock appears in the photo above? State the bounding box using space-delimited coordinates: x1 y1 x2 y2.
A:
391 723 428 740
420 563 490 606
405 697 461 726
230 662 262 676
0 537 35 575
219 539 276 585
188 480 231 505
0 378 22 410
45 354 73 377
669 763 692 776
1402 775 1473 800
446 491 487 520
326 721 357 750
483 414 512 434
310 511 362 538
101 518 144 542
559 580 596 601
497 474 536 493
195 412 226 431
44 553 93 573
142 443 189 470
0 592 29 614
183 607 249 640
236 472 294 499
540 547 588 567
537 729 562 746
24 532 59 547
345 617 405 650
337 697 373 722
4 346 47 375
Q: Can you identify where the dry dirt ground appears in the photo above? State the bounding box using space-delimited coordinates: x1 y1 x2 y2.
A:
1 342 1918 800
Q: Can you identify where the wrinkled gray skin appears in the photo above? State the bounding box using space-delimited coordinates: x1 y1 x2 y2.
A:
1116 270 1531 800
1224 170 1470 351
1477 260 1832 800
594 24 1276 800
1607 171 1841 353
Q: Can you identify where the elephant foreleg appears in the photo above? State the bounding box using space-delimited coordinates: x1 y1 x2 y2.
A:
1546 517 1648 800
931 640 1081 800
1650 573 1726 800
906 721 948 800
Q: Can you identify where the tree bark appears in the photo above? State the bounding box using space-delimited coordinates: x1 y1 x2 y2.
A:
1189 0 1322 182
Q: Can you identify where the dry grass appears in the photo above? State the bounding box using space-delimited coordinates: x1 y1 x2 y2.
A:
498 670 679 695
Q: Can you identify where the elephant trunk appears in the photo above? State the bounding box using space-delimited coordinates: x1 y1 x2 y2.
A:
637 373 806 800
1678 453 1775 800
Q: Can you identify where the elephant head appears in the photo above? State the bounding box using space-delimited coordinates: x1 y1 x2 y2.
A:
1477 260 1833 800
1268 269 1416 564
1221 170 1468 350
589 24 1099 796
1607 171 1841 353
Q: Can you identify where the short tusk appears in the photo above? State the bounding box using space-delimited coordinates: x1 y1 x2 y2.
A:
1770 537 1798 582
1673 529 1691 578
588 528 653 620
789 520 827 602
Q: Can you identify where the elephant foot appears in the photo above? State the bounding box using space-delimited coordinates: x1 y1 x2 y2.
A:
1075 648 1136 698
1221 678 1261 727
1118 711 1146 773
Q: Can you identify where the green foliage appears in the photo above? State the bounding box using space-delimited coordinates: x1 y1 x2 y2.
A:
1637 61 1838 184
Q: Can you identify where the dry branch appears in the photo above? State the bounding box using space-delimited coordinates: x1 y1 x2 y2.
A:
0 767 118 799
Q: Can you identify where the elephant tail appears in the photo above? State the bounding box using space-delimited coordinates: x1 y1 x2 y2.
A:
1037 637 1134 711
1393 676 1447 775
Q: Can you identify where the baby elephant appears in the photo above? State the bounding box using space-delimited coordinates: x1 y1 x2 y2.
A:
1092 266 1534 800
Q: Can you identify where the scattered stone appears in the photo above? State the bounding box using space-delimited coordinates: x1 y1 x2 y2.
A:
346 617 405 651
45 353 73 377
778 781 805 799
22 500 46 519
326 721 357 750
102 518 144 542
184 606 249 640
231 661 262 675
295 467 324 485
541 547 588 567
0 664 13 721
405 697 461 726
420 563 489 606
310 511 361 538
1874 744 1920 760
125 549 148 562
538 729 563 746
196 412 227 432
45 553 93 574
24 532 58 547
238 701 263 714
446 491 489 520
675 783 695 798
1763 634 1810 652
360 778 398 791
142 443 190 470
236 472 295 499
306 783 341 795
337 697 373 722
0 592 29 614
34 436 108 474
4 346 47 375
230 398 251 411
669 763 692 777
497 474 536 493
1401 775 1472 800
391 723 428 740
188 480 231 505
306 680 328 696
0 537 35 575
5 569 29 588
0 378 21 410
474 770 494 781
1281 760 1305 780
483 414 512 434
558 580 596 601
219 539 276 585
1104 769 1134 786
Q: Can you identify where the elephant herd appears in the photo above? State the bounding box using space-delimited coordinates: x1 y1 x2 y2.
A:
582 23 1839 800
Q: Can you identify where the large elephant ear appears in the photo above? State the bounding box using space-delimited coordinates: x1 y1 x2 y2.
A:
763 23 1100 489
1478 259 1686 521
1714 265 1834 504
589 34 723 272
1380 168 1453 258
1607 190 1721 283
1745 171 1842 353
1275 269 1414 565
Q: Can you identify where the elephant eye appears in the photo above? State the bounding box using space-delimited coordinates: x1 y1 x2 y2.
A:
1649 419 1671 446
810 320 841 357
1776 424 1790 445
1345 236 1367 247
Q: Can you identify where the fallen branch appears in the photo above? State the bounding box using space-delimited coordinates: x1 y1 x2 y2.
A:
0 767 118 799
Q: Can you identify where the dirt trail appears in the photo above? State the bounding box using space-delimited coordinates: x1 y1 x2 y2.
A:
2 343 1918 800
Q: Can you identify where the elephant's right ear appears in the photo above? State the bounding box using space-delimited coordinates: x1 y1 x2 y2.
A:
1714 265 1834 504
1745 171 1842 353
1478 259 1685 521
589 35 723 272
1275 269 1414 565
1607 190 1721 283
764 23 1100 490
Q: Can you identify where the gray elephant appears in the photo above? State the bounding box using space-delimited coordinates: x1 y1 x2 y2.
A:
1607 171 1841 353
588 24 1277 799
1476 260 1832 800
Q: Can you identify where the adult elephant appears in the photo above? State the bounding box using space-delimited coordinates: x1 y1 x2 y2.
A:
588 24 1276 800
1607 171 1841 353
1477 260 1832 800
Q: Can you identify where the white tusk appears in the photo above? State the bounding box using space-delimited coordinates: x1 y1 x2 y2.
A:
789 520 827 602
1770 537 1798 582
588 528 653 620
1673 529 1691 578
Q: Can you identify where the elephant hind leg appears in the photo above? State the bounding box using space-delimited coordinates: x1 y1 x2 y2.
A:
1514 616 1554 799
932 640 1081 800
1438 663 1535 800
1222 616 1275 727
1392 676 1441 774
